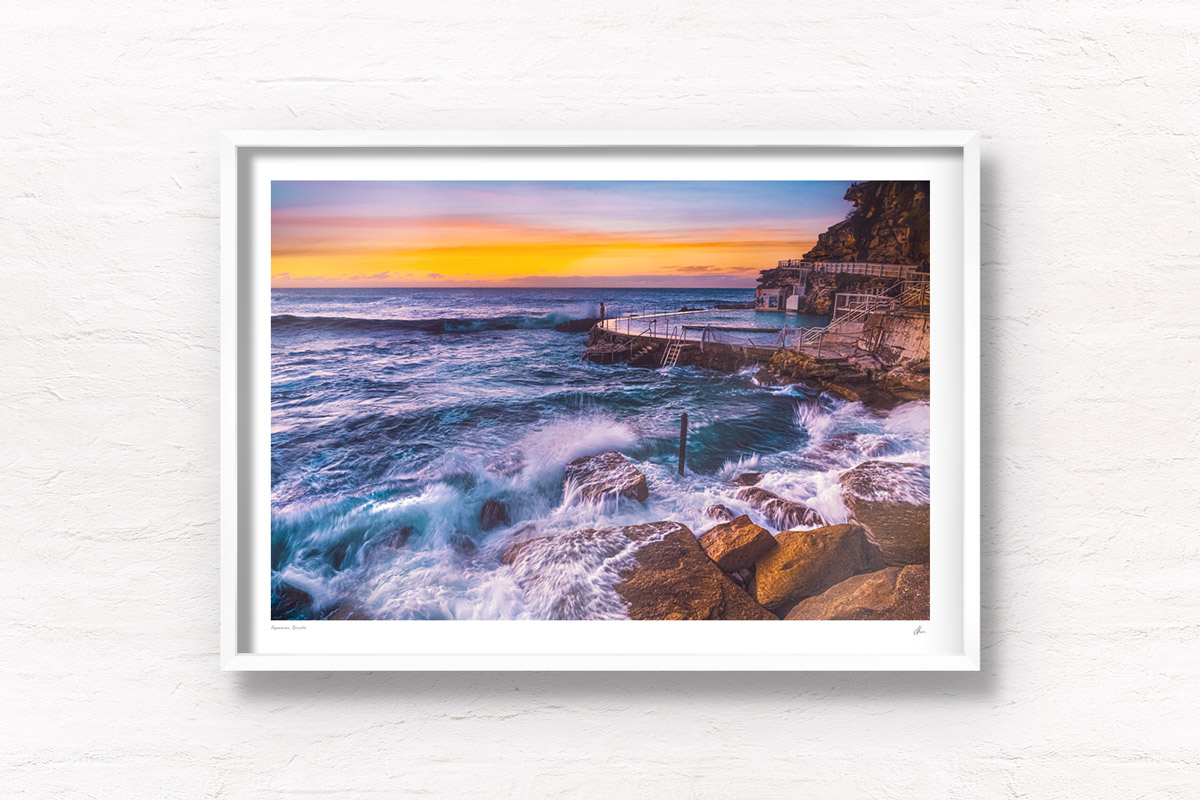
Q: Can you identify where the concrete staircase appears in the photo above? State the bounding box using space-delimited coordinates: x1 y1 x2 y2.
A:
795 277 928 353
632 343 656 361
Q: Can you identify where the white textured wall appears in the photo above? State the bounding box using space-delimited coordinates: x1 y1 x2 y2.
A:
4 2 1198 797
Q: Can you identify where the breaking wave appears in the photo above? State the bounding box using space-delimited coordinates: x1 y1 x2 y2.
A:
269 287 931 620
273 310 587 335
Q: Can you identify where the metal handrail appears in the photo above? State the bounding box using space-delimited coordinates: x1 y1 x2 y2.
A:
623 324 656 360
775 260 923 279
597 306 719 337
898 280 930 309
833 293 899 319
797 279 900 346
660 326 685 367
795 275 931 351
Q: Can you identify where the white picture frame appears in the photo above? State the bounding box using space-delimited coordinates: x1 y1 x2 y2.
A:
221 131 980 671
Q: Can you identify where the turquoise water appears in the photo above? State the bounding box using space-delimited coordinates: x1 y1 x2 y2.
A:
270 287 929 620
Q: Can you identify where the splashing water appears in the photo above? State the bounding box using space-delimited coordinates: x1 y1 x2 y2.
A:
793 400 837 446
270 287 930 619
716 453 762 482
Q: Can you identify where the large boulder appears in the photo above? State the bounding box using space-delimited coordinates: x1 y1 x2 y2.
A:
500 525 645 619
839 461 930 566
502 521 775 620
702 503 737 523
699 515 776 572
479 498 510 530
736 487 824 530
272 581 314 620
615 524 776 620
564 451 649 504
785 564 930 620
752 524 884 611
554 317 601 333
364 525 413 556
879 360 930 398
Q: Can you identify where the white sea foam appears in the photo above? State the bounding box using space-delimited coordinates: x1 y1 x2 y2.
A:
794 400 837 446
504 412 639 491
804 471 854 525
362 547 530 620
503 527 640 620
716 453 762 481
886 400 931 436
270 289 932 620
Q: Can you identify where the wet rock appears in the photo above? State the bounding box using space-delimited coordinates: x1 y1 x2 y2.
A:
752 524 884 611
614 523 777 620
785 564 930 620
501 522 672 619
699 515 776 572
495 323 518 330
498 524 542 565
479 498 510 531
728 567 756 591
731 472 762 486
450 533 478 557
501 523 658 570
879 361 930 398
839 461 930 566
362 526 413 564
822 381 863 403
752 367 784 386
502 522 776 620
702 503 737 523
822 431 859 453
554 317 600 333
385 526 415 548
323 603 369 620
564 451 649 504
765 349 829 382
736 487 824 530
328 542 350 570
272 582 314 619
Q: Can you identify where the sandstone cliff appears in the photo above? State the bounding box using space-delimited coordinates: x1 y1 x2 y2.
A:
754 180 930 315
803 180 930 265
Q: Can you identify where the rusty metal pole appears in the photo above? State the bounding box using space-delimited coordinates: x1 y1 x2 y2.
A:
678 413 688 475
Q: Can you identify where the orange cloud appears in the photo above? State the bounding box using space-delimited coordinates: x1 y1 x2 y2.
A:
272 212 815 287
270 179 852 286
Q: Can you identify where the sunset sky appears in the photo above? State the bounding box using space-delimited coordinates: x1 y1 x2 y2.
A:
271 180 853 288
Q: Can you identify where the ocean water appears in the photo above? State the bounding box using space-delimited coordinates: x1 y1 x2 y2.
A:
270 287 930 620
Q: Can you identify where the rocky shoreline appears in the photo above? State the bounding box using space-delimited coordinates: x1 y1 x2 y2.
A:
545 189 934 618
581 324 929 409
273 389 930 621
574 177 935 404
500 450 931 621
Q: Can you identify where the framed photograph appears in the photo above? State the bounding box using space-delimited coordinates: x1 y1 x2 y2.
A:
221 131 979 670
